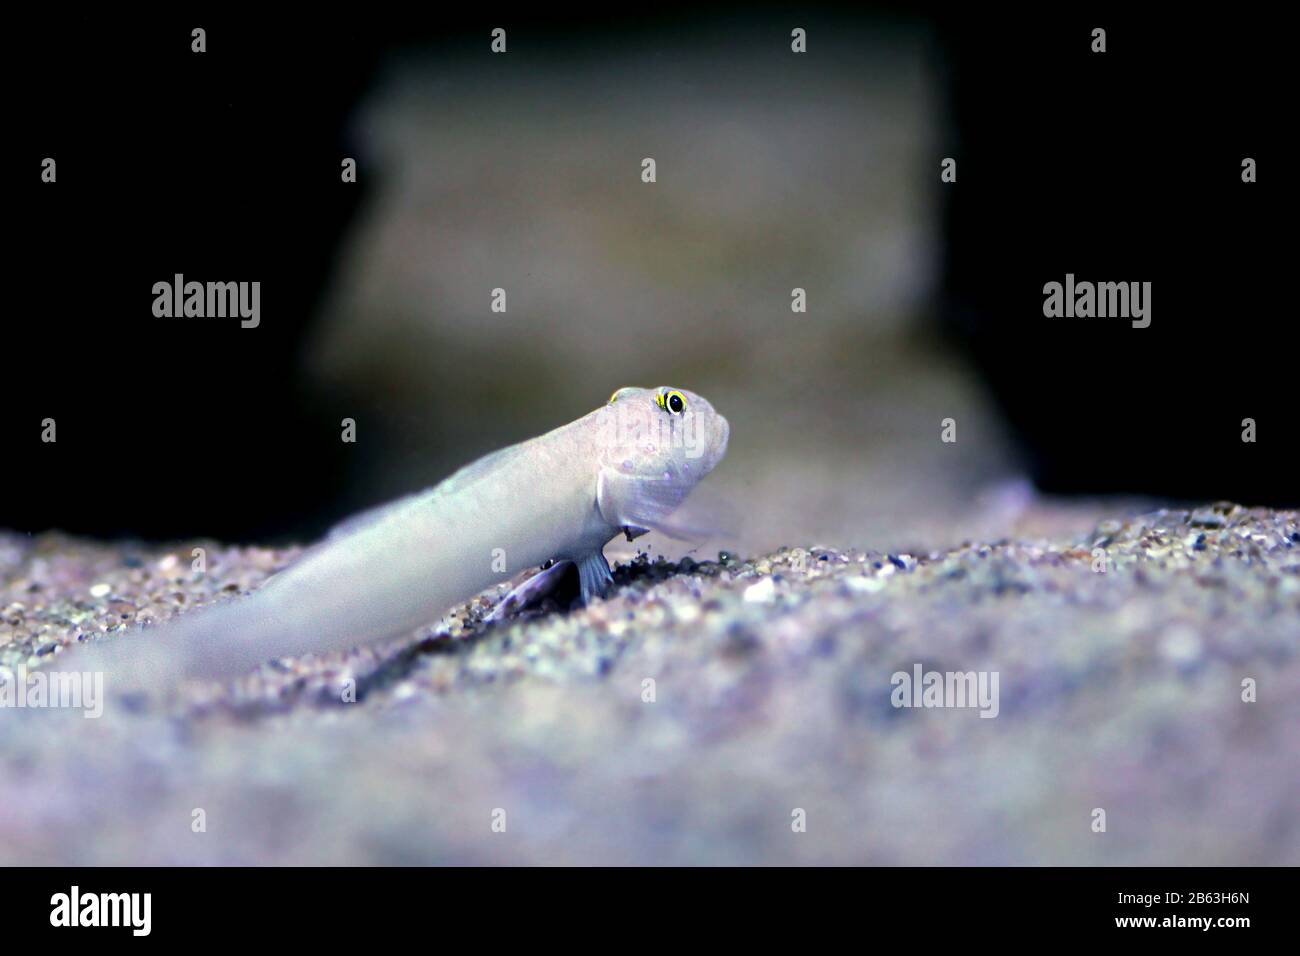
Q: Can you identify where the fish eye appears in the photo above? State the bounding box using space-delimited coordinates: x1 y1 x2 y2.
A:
663 390 686 414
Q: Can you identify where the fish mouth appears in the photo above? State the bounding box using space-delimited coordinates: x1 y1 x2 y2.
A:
714 415 730 463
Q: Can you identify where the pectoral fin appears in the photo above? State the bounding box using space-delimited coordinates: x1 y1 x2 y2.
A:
597 467 706 541
576 551 614 604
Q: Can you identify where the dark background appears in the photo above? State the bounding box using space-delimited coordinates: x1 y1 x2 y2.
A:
938 12 1286 502
7 6 1290 542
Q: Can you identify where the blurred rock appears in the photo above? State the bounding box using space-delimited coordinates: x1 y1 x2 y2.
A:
306 25 1017 554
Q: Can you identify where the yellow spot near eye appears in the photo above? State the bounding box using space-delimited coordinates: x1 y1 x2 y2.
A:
609 389 621 405
655 392 667 409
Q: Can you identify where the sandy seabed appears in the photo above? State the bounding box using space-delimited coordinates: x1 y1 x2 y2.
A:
1 501 1296 864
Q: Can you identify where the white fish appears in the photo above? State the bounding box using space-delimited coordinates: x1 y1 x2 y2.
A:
59 386 729 694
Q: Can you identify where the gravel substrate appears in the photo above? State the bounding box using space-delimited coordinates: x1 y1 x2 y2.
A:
1 501 1297 864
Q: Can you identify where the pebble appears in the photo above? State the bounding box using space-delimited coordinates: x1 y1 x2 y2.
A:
1190 507 1227 528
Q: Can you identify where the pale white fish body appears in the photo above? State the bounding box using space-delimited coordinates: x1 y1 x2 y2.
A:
62 387 729 692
